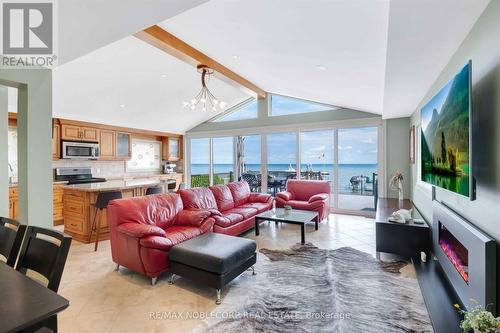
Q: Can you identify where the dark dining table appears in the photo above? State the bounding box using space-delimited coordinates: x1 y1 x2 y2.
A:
0 262 69 333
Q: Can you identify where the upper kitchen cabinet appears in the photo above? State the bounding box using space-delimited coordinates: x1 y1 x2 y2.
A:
162 136 182 161
61 123 99 142
99 130 116 159
116 132 131 160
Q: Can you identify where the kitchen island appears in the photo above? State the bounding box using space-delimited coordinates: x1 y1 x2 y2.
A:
62 176 181 243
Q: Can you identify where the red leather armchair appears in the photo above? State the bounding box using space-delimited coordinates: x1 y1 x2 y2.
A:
276 179 331 221
107 193 215 284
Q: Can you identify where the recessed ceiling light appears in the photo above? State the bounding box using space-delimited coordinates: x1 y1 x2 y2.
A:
119 104 125 108
316 65 327 70
232 55 239 59
160 74 167 78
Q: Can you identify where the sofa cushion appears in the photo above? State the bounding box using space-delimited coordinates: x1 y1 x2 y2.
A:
227 181 251 206
248 192 272 203
213 212 244 228
287 199 325 210
226 207 258 219
239 202 271 214
107 193 183 230
286 179 330 201
178 188 218 210
139 226 202 251
209 185 235 211
169 233 256 274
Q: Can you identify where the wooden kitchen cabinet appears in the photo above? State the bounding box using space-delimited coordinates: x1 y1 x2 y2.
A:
9 185 66 225
61 124 99 142
99 130 116 159
53 185 64 225
52 123 61 159
9 187 18 220
162 136 182 161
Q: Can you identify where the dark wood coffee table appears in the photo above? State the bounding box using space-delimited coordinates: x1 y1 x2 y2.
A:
255 208 319 244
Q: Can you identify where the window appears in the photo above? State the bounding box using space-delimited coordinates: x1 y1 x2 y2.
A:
213 99 258 122
190 138 210 187
271 95 338 116
213 137 234 185
126 139 161 172
267 132 297 194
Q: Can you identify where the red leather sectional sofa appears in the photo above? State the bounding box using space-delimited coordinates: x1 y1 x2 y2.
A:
108 181 272 282
179 181 273 235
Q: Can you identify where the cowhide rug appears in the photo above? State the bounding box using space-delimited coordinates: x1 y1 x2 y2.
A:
197 244 433 333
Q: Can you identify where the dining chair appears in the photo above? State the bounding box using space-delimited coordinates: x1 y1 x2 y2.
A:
15 226 72 332
89 191 122 251
146 186 163 195
0 217 25 267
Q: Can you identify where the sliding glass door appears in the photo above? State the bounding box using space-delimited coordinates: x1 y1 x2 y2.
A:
238 135 261 192
187 123 380 215
300 129 334 204
337 127 378 212
213 137 234 185
267 132 297 195
190 138 210 187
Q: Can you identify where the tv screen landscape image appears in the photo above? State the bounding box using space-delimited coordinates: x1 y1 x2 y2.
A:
421 62 471 197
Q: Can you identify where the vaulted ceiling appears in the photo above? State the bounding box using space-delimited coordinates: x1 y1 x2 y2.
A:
46 0 491 133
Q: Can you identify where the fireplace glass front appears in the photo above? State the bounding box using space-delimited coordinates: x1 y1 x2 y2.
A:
438 222 469 284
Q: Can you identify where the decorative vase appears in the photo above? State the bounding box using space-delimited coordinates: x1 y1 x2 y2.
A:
398 179 403 202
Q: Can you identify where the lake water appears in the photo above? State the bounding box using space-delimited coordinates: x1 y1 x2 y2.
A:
192 163 377 192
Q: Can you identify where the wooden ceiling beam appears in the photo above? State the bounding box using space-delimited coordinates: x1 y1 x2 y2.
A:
134 25 266 98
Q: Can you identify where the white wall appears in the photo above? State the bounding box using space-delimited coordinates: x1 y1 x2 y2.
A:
409 1 500 312
0 70 53 228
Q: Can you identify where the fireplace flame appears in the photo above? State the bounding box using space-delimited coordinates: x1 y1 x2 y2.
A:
439 239 469 283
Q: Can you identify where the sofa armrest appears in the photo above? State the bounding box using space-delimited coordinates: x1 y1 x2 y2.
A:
176 209 212 227
276 191 293 201
116 223 166 238
308 193 329 203
248 192 272 203
198 217 215 234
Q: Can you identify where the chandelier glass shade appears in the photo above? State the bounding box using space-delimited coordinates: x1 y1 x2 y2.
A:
183 65 227 111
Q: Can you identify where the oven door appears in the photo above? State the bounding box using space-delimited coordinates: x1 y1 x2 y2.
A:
62 141 100 159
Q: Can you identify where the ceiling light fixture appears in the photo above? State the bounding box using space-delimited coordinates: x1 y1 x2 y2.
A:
316 65 327 70
160 74 168 78
183 65 227 111
232 55 239 59
119 104 126 108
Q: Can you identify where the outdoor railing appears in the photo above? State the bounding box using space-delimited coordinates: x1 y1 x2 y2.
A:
191 172 234 187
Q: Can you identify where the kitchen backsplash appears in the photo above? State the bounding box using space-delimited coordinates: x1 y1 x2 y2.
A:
52 160 183 179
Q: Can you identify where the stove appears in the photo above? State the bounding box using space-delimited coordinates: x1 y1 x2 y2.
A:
54 167 106 185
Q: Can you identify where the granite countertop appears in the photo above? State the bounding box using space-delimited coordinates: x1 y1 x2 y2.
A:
62 178 171 192
8 173 183 190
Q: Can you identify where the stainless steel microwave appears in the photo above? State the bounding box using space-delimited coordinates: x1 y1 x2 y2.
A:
62 141 100 160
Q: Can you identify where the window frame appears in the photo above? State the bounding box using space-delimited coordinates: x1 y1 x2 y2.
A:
210 97 258 122
269 93 339 117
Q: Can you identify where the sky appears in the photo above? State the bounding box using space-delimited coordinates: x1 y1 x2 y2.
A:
216 94 337 122
421 78 453 131
190 127 378 165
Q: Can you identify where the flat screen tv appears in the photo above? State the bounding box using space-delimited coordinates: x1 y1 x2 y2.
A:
421 61 473 199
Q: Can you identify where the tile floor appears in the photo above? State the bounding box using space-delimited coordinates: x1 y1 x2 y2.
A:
56 213 381 332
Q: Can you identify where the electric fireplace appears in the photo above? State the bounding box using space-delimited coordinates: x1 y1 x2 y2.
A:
438 223 469 284
432 201 496 312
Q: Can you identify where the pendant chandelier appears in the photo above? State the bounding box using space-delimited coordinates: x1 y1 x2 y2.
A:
183 65 227 111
